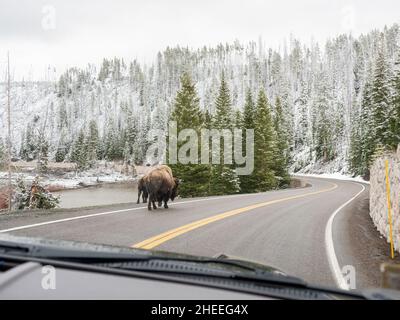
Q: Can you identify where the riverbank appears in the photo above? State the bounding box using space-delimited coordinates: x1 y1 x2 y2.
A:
0 161 155 210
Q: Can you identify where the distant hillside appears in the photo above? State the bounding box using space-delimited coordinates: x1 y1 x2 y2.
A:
1 24 399 176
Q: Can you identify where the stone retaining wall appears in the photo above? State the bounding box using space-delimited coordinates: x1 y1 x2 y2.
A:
370 147 400 253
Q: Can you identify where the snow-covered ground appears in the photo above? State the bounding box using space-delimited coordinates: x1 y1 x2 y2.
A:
0 170 135 191
294 172 370 184
0 163 152 191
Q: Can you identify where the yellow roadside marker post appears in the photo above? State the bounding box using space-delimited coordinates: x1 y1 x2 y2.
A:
384 159 395 259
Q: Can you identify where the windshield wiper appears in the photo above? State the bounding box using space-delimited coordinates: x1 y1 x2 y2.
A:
94 258 307 286
0 239 305 287
0 240 150 260
0 240 273 272
0 240 371 299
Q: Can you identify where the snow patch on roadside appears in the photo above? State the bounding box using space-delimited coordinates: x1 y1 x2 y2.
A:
295 172 370 184
0 170 137 191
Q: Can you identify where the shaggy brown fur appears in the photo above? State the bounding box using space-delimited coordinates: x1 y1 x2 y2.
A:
144 165 179 210
136 177 149 204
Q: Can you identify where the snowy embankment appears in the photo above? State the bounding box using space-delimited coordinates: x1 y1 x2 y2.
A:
0 162 152 192
295 172 370 184
0 170 135 191
290 149 369 184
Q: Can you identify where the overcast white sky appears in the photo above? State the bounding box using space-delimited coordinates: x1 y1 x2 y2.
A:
0 0 399 80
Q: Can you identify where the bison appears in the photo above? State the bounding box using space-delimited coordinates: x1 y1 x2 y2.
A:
144 165 179 210
136 177 148 204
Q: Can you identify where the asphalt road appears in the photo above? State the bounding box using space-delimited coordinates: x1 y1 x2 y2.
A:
0 176 394 290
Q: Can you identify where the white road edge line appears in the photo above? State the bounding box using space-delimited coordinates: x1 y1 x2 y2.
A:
0 189 303 234
325 182 366 290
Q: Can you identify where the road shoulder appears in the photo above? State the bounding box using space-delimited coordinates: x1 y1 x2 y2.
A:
333 182 400 289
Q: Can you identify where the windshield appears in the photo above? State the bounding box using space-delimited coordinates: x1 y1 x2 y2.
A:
0 0 400 296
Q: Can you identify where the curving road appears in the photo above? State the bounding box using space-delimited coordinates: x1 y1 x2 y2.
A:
0 176 391 290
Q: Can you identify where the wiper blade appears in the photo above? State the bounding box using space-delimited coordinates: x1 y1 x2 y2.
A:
0 240 151 261
94 257 307 288
0 242 31 255
0 240 271 272
0 240 369 299
0 240 305 287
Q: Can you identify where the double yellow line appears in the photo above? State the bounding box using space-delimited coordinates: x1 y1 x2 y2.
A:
132 182 338 250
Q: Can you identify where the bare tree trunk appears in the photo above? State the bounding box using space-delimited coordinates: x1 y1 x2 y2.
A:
6 52 12 211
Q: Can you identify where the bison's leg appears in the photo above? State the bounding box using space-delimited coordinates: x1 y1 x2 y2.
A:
137 190 142 204
156 192 162 207
163 194 169 209
147 193 153 211
142 191 148 203
148 193 157 210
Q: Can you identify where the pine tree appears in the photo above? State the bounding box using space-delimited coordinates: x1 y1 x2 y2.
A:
349 123 362 176
122 137 132 175
13 177 30 210
58 102 68 130
96 138 105 160
389 52 400 149
86 120 99 167
359 74 375 176
26 177 59 209
349 87 366 177
254 89 277 191
313 79 333 162
273 96 290 187
203 109 213 129
315 107 332 162
98 58 110 81
131 140 142 165
37 134 49 174
19 131 27 160
125 109 138 155
213 72 233 128
55 144 66 162
239 90 258 193
168 72 211 197
209 72 240 195
371 46 391 149
55 130 69 163
350 54 390 179
70 129 88 170
234 109 243 128
314 99 333 162
104 121 123 160
112 57 122 81
294 80 311 152
20 124 37 161
137 113 151 164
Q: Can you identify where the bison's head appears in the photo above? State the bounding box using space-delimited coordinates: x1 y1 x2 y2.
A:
170 177 180 201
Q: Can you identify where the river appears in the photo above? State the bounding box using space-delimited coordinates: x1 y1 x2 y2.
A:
54 182 139 208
